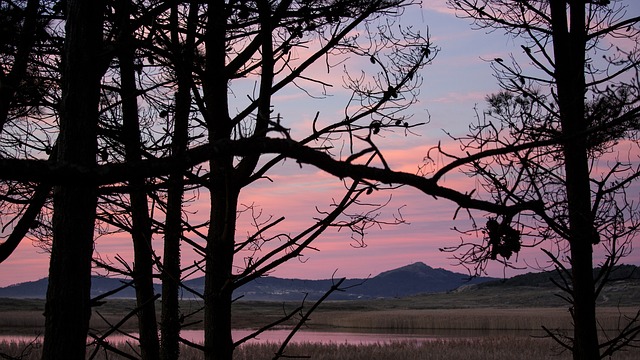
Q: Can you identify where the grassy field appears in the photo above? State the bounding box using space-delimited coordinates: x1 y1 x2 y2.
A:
2 299 637 334
233 338 640 360
306 307 640 332
2 337 640 360
0 291 638 334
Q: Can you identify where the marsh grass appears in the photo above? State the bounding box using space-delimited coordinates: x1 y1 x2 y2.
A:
308 307 639 332
2 336 640 360
2 304 636 334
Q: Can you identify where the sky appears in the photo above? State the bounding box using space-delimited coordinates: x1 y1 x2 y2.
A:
1 0 639 287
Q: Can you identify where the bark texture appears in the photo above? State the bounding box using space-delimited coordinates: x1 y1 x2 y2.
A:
42 1 103 358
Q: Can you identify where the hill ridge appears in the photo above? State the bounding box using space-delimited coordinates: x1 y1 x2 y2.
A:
0 261 494 300
2 263 637 301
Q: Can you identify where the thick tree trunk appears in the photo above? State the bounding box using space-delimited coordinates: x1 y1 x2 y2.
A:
550 1 600 359
42 1 103 358
569 228 599 360
202 2 237 358
118 1 160 356
204 169 238 360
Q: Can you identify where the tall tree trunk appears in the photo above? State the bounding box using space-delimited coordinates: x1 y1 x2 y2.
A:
159 4 198 360
118 0 160 357
203 1 237 358
160 149 185 360
550 1 599 359
42 1 103 358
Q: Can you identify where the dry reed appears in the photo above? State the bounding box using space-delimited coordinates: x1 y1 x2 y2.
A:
2 335 640 360
311 307 639 332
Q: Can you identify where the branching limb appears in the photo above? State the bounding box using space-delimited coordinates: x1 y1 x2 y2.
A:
272 277 346 360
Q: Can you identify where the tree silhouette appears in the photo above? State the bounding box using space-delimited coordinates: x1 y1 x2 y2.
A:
435 1 640 359
2 1 623 360
2 1 444 359
42 0 104 357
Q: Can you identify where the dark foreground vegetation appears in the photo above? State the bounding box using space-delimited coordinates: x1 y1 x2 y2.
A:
3 336 640 360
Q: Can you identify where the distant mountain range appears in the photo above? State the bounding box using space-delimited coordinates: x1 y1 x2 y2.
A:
0 262 495 301
3 262 636 301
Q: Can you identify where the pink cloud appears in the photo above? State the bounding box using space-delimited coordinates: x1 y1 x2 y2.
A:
0 239 50 286
421 0 457 16
3 1 640 289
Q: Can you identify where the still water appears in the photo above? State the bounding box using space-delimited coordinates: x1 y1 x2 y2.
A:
0 328 536 346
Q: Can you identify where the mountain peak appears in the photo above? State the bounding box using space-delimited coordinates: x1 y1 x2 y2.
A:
398 262 433 272
376 262 437 277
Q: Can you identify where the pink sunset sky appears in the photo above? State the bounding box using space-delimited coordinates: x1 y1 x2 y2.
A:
1 1 639 287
